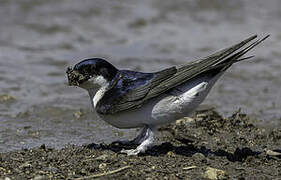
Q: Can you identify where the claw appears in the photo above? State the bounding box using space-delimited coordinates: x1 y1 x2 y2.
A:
119 126 156 156
121 148 141 156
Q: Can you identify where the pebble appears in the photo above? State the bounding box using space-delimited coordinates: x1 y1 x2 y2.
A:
176 117 194 125
183 166 197 170
95 154 109 161
167 151 175 157
202 167 227 180
265 149 281 156
33 175 47 180
98 163 107 169
74 109 84 119
192 153 206 162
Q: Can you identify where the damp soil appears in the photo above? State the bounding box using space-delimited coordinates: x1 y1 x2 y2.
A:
1 109 280 179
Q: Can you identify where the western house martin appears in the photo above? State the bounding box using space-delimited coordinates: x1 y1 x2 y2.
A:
66 35 269 155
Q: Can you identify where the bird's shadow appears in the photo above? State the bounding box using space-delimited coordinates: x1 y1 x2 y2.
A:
86 137 277 162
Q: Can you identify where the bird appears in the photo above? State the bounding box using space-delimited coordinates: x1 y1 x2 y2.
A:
66 35 269 155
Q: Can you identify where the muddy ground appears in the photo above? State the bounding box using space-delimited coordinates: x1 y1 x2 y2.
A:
0 109 280 179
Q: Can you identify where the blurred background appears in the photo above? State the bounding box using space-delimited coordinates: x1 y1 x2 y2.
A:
0 0 280 152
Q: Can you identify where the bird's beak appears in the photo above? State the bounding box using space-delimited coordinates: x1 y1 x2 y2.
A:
66 66 89 86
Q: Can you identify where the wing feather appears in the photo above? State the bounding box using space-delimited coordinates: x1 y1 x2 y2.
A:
96 67 176 114
123 66 177 102
96 35 269 115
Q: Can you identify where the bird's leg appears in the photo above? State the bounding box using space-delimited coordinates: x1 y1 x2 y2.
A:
130 125 149 144
121 126 156 155
113 125 148 145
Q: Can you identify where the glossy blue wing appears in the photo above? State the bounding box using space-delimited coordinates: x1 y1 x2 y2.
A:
96 67 176 114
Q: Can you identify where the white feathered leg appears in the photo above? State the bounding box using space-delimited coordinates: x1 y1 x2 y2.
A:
121 126 156 155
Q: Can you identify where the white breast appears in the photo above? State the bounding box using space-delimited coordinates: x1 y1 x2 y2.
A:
93 86 107 107
86 75 109 107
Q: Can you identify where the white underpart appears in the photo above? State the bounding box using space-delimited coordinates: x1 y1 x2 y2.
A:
86 72 224 155
93 86 107 107
84 76 108 107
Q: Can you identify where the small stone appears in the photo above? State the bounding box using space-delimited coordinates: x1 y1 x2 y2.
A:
33 175 47 180
176 119 185 125
74 109 84 119
176 117 194 125
197 113 208 118
167 151 175 157
192 153 206 162
184 117 195 123
4 177 11 180
98 163 107 169
95 154 109 161
265 149 281 156
202 167 227 180
183 165 197 170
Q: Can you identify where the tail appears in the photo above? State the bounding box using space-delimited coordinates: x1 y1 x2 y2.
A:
199 34 270 73
149 35 270 98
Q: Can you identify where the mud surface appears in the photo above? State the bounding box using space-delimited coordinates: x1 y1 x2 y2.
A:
1 109 280 179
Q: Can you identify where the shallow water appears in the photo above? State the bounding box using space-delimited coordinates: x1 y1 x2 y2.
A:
0 0 280 152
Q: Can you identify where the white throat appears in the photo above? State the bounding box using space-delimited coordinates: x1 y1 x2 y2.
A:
86 76 109 108
93 76 108 87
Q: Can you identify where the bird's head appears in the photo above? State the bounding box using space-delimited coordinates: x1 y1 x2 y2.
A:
66 58 118 90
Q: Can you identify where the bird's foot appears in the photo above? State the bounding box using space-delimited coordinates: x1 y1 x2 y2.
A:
121 148 142 156
120 125 156 156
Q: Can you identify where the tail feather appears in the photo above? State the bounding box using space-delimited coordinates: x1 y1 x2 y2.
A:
200 35 270 73
233 35 270 60
216 35 270 71
204 55 255 73
178 35 259 71
235 55 255 62
220 34 270 65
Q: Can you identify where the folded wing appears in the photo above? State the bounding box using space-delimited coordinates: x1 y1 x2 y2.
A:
96 67 177 114
96 35 269 115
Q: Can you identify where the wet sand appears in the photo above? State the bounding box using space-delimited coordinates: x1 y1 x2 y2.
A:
1 109 280 179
